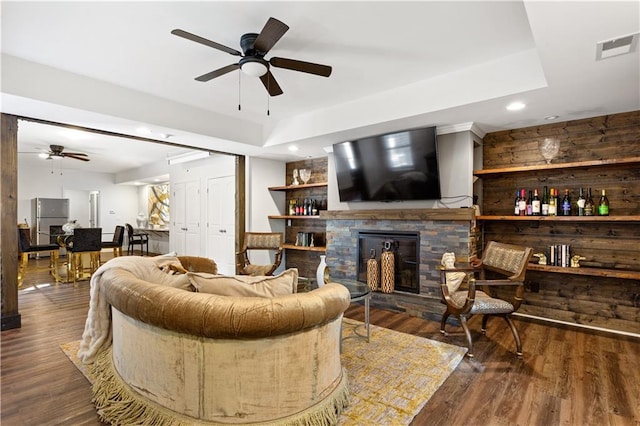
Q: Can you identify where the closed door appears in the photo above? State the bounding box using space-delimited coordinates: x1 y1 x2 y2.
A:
171 180 201 256
206 176 235 274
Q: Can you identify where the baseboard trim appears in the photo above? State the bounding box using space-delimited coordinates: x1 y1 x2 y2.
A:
1 313 22 331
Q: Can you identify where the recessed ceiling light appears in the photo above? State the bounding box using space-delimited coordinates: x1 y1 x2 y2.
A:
506 102 526 111
544 115 559 120
288 146 299 152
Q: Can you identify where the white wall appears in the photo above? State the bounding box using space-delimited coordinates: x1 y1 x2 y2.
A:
328 130 475 211
245 157 286 272
17 160 139 236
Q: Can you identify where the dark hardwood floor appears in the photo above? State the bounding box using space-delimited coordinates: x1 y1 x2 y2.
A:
2 257 639 425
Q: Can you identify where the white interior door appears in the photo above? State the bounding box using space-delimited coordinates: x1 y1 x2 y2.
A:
171 182 186 254
184 180 201 256
206 176 235 274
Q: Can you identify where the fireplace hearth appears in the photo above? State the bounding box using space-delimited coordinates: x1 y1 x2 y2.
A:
357 231 419 294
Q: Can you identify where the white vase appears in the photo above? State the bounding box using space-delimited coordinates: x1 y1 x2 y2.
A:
316 255 329 287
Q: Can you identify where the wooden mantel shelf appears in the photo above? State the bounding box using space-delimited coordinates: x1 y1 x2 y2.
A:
320 208 475 221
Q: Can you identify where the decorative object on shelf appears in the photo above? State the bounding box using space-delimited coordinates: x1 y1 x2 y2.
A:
381 242 395 294
136 213 148 228
538 137 560 164
299 168 312 184
570 255 586 268
533 253 547 265
291 169 300 185
367 249 379 292
316 255 329 287
62 220 81 234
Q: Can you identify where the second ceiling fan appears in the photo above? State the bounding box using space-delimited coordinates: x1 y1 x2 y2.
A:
172 17 332 96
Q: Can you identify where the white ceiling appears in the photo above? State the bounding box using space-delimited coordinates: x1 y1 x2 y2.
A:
2 1 639 178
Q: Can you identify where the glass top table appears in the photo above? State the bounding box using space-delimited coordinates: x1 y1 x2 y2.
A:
338 279 371 342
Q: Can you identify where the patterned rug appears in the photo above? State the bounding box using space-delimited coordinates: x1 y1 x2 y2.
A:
61 319 466 425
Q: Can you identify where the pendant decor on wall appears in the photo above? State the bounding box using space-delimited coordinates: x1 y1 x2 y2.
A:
367 249 379 291
381 242 395 294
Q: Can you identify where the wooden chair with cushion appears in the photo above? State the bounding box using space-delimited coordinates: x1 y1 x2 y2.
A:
439 241 533 358
125 223 149 256
236 232 283 276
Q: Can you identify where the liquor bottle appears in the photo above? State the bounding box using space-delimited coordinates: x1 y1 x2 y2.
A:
598 189 609 216
541 186 549 216
548 187 557 216
584 188 594 216
304 198 310 216
532 188 541 215
295 199 302 216
311 199 318 216
518 189 527 216
527 190 533 215
289 199 296 216
561 189 572 216
576 188 586 216
514 190 520 216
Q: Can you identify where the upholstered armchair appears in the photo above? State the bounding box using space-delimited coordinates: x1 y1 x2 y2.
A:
439 241 533 357
236 232 283 276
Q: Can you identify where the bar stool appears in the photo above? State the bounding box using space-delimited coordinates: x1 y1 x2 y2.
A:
17 226 60 287
67 228 102 285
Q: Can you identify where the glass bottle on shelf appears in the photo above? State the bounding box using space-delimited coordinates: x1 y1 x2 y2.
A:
289 199 296 216
561 189 572 216
532 188 541 216
518 189 527 216
576 187 586 216
514 190 520 216
527 190 533 215
548 187 557 216
584 188 594 216
598 189 609 216
541 186 549 216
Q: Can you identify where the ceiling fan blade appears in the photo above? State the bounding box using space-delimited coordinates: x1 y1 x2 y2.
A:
195 64 240 82
171 29 242 56
270 57 332 77
253 17 289 54
62 154 90 162
61 152 88 157
259 71 284 96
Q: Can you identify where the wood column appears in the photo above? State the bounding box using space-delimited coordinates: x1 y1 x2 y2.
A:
1 114 21 330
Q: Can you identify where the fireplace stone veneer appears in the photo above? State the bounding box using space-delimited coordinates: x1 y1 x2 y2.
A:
323 208 474 320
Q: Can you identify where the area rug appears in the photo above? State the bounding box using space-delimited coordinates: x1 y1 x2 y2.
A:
61 319 466 425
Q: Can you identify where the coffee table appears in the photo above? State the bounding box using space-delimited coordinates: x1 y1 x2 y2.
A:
339 279 371 342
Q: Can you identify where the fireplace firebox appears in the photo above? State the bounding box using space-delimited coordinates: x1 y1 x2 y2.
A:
357 231 419 294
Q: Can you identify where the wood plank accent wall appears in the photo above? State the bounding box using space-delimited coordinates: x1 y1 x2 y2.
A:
480 111 640 334
283 157 328 278
1 114 21 330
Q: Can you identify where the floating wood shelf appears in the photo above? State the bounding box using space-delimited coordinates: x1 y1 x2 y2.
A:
474 157 640 177
528 263 640 280
268 182 328 191
269 215 324 220
283 244 326 252
477 215 640 222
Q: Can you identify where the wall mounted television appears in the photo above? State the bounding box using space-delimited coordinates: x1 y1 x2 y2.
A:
333 126 441 202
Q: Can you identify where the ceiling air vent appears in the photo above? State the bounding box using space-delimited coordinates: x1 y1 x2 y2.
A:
596 32 639 60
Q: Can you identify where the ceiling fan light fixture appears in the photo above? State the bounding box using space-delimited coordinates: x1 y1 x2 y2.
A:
240 57 268 77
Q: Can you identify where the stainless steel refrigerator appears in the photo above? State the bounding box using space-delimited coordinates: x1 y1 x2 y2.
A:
32 198 69 247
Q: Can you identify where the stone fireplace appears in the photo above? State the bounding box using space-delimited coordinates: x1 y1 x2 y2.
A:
322 208 475 319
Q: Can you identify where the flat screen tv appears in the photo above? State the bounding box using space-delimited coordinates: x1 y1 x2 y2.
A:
333 126 441 202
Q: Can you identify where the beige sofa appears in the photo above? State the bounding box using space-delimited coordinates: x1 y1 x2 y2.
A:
81 256 351 425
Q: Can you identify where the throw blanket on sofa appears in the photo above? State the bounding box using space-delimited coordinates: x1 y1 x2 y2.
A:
77 256 185 364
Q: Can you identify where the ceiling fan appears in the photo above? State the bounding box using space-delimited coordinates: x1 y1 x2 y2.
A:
171 17 332 96
42 145 90 162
